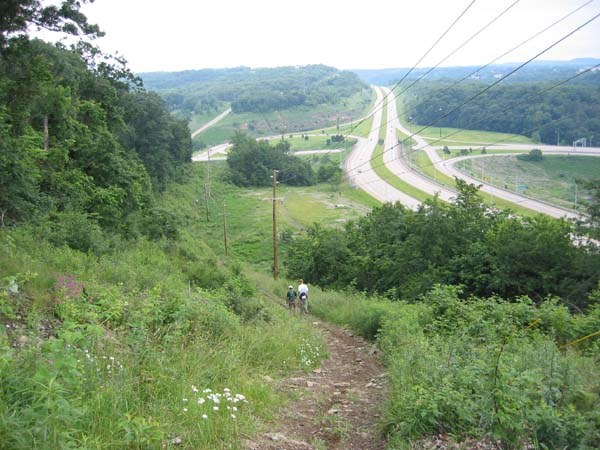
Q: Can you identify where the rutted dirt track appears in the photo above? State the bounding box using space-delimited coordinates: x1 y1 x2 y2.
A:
245 321 388 450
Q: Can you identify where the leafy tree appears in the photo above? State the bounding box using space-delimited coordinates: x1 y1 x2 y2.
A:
0 0 103 47
119 91 192 190
227 132 314 187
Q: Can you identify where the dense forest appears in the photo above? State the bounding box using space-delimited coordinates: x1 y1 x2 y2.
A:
0 2 191 243
402 80 600 145
141 65 370 115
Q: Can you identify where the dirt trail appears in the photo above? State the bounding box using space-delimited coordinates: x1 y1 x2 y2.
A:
245 320 388 450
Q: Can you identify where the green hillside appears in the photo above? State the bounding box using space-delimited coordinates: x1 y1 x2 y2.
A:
2 3 600 449
141 66 374 147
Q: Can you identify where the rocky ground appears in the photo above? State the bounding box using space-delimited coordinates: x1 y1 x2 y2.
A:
245 320 388 450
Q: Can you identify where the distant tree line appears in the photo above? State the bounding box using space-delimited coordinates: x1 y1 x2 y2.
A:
285 181 600 309
142 65 369 115
405 81 600 145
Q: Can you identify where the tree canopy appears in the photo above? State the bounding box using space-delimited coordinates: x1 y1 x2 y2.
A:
0 4 192 245
285 182 600 309
226 132 314 187
404 81 600 145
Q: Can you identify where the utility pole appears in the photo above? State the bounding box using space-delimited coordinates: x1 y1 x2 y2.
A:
272 169 279 280
204 183 210 222
207 148 211 199
223 202 228 256
204 148 211 221
43 115 49 150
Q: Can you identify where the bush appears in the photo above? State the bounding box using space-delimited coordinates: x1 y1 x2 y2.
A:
517 148 543 161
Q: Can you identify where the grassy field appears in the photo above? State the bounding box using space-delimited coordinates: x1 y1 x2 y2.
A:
272 134 357 152
395 95 532 147
188 103 231 131
183 163 375 269
192 90 373 147
395 130 537 215
417 125 532 147
456 154 600 209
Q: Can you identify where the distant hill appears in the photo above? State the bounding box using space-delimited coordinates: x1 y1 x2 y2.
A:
139 65 369 115
352 58 600 85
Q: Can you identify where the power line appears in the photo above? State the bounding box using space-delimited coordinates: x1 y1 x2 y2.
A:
343 0 478 138
401 61 600 158
392 0 521 102
350 0 597 174
393 0 596 125
344 10 600 179
349 62 600 198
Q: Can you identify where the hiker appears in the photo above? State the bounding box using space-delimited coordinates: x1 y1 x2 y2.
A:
298 279 309 314
286 285 297 311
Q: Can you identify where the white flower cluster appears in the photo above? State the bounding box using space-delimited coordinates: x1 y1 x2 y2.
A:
75 348 124 376
298 338 322 368
182 386 248 420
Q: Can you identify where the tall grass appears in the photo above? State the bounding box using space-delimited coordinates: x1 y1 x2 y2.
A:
0 171 328 449
309 285 600 449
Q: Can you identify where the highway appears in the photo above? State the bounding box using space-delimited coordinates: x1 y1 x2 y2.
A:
343 87 421 207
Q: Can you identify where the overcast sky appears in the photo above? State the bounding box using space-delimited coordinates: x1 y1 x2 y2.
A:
76 0 600 73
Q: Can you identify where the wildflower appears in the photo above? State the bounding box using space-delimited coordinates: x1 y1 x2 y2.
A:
202 414 208 419
203 388 212 393
233 406 238 412
197 398 205 404
183 398 188 402
183 408 188 412
231 414 236 419
213 406 219 411
192 385 198 393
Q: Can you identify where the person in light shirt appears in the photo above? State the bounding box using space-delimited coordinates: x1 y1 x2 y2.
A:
297 279 309 314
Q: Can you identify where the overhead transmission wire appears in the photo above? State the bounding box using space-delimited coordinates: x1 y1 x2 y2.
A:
353 62 600 198
360 62 600 188
342 0 478 138
341 0 597 175
409 62 600 151
392 0 596 131
344 9 600 180
391 0 521 105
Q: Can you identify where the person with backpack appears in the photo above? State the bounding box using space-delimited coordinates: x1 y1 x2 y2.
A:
286 285 297 311
298 279 309 314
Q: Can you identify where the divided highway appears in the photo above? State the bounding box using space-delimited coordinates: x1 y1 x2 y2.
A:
191 86 596 220
344 87 421 207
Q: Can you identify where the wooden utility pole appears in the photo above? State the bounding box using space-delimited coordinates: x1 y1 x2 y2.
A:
223 202 228 256
272 169 279 280
204 148 211 221
204 183 210 222
43 115 49 150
